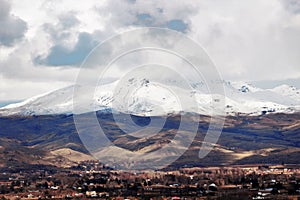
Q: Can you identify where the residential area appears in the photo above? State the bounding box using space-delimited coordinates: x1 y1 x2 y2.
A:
0 162 300 199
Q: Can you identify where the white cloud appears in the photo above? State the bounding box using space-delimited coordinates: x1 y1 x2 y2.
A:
188 0 300 81
0 0 300 102
0 0 27 46
0 75 71 101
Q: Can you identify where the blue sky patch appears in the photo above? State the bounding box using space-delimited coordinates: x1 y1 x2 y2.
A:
35 32 98 66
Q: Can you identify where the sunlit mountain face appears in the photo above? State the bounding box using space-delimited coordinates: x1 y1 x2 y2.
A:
0 110 299 169
1 80 299 117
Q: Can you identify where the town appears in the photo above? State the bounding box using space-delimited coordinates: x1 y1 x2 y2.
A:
0 162 300 200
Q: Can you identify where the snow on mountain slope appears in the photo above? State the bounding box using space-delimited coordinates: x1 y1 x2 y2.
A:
270 85 300 103
0 80 299 116
229 81 262 93
0 85 75 116
223 81 300 115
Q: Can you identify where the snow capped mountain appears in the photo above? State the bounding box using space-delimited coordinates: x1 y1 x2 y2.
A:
0 85 75 116
229 81 262 93
270 85 300 103
0 80 300 116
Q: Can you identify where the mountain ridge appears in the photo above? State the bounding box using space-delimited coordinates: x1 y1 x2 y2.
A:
1 80 299 116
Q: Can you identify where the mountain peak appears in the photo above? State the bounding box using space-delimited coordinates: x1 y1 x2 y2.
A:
1 81 300 116
229 81 262 93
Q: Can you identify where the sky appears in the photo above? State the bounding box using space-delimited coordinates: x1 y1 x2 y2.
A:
0 0 300 102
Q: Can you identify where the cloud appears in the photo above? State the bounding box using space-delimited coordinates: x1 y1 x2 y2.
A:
0 43 78 83
135 14 189 32
188 0 300 81
0 0 27 46
95 0 195 32
35 31 99 66
58 12 80 29
0 0 300 101
36 0 194 67
42 12 80 42
281 0 300 14
32 8 103 67
0 75 72 101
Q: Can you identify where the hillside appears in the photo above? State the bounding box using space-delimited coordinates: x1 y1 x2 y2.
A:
0 112 299 169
